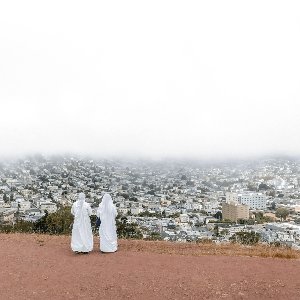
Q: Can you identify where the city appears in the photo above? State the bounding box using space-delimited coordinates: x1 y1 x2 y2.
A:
1 155 300 248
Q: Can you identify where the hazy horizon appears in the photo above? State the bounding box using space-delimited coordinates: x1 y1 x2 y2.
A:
1 1 299 160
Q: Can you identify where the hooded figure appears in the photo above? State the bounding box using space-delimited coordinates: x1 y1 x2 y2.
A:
71 193 93 253
97 193 118 252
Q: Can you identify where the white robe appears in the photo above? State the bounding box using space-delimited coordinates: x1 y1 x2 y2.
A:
71 201 93 252
97 195 118 252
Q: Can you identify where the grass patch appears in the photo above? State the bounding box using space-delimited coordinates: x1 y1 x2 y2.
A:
120 240 300 259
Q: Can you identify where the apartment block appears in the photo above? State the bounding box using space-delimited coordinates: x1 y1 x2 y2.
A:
222 202 249 222
226 192 266 210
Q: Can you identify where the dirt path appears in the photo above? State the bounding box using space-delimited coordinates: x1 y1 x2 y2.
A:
0 234 300 299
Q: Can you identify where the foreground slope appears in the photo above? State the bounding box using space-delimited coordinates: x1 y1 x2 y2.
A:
0 234 300 300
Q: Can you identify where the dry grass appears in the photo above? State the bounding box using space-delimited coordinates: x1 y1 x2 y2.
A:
1 233 299 259
119 239 300 259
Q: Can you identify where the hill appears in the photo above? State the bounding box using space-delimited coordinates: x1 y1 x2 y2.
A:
0 233 300 299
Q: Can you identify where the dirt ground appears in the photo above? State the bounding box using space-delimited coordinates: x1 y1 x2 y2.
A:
0 234 300 300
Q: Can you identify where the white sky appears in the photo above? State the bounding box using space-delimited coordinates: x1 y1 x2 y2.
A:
0 1 299 160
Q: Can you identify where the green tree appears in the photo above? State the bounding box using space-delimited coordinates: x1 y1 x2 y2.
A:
3 193 8 203
0 220 34 233
34 207 74 234
213 224 219 237
275 208 289 221
220 229 229 236
229 231 260 245
116 216 143 239
258 183 270 190
34 211 49 233
145 232 162 241
44 207 74 234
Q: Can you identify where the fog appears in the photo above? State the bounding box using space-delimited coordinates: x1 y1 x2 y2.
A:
0 1 299 160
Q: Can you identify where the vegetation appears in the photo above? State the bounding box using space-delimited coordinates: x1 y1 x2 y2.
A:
35 207 74 234
0 220 35 234
122 239 300 259
258 183 271 190
138 211 162 218
252 212 274 224
0 207 74 235
213 224 219 237
229 231 260 245
168 212 180 218
145 232 162 241
116 216 143 239
275 208 289 221
0 208 144 239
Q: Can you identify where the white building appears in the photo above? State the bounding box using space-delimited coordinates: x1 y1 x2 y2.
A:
39 202 58 214
226 192 266 210
130 207 143 215
11 200 32 213
180 214 189 223
0 208 17 224
118 207 128 215
226 192 239 203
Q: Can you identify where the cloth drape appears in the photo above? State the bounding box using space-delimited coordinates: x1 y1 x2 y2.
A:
71 193 93 252
97 193 118 252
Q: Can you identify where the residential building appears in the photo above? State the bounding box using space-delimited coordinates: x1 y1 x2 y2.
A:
0 208 17 224
226 192 266 210
222 202 249 222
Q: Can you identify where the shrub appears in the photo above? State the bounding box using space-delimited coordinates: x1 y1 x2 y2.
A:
116 216 143 239
229 231 260 245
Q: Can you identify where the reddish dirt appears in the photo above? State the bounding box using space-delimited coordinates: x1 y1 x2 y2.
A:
0 234 300 300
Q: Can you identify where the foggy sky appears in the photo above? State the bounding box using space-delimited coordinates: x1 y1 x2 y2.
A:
0 1 299 160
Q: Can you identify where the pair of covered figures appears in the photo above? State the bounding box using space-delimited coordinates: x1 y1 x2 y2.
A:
71 193 118 253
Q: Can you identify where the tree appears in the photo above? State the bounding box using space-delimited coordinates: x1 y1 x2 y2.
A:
3 193 8 203
147 190 155 195
229 231 260 245
258 183 270 190
34 208 74 234
169 212 180 218
200 210 208 216
34 211 49 233
268 190 276 197
145 232 162 241
0 220 34 233
214 211 222 220
220 229 229 236
116 216 143 239
213 224 219 237
247 184 257 192
44 207 74 234
275 208 289 221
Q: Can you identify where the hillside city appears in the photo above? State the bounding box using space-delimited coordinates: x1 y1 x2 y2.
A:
1 156 300 248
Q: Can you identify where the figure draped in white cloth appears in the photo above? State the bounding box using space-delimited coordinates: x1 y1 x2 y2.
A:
97 193 118 253
71 193 93 253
